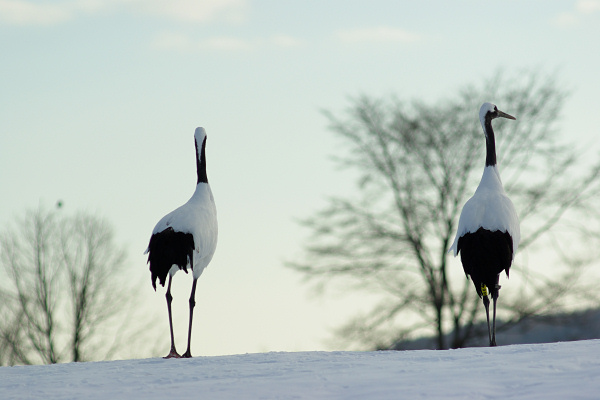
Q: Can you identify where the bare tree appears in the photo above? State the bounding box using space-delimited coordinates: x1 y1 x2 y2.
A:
0 209 61 364
289 70 600 350
58 212 130 362
0 206 153 365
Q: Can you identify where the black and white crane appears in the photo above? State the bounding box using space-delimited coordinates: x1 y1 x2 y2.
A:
145 127 218 358
449 103 520 347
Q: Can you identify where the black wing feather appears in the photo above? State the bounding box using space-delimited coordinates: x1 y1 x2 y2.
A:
457 227 513 297
146 227 195 290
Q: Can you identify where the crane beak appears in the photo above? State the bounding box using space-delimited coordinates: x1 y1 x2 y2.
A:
497 110 516 120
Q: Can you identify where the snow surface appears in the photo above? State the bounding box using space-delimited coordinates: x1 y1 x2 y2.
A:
2 340 599 399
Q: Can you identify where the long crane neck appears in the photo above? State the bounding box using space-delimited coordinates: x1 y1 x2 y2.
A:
483 116 497 167
195 136 208 184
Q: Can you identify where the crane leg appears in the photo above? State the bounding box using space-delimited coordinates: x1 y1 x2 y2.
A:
164 275 181 358
490 284 501 347
182 278 198 358
482 295 493 346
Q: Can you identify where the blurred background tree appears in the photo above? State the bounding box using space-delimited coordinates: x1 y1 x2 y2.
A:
289 70 600 350
0 205 157 365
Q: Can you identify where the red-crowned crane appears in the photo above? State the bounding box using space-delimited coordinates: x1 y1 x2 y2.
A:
449 103 520 347
145 127 218 358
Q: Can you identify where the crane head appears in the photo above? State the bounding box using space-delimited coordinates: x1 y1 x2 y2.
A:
479 102 516 128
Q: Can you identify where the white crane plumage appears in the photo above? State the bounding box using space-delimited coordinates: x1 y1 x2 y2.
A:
449 102 520 347
145 127 218 358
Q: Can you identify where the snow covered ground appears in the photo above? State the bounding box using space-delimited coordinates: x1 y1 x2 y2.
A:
2 340 599 399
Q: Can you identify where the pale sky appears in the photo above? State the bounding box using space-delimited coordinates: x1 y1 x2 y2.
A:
2 1 600 357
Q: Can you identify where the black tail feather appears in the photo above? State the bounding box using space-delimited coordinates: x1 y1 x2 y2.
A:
147 227 195 289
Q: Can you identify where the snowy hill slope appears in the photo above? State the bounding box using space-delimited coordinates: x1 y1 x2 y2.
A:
394 308 600 350
2 340 599 399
